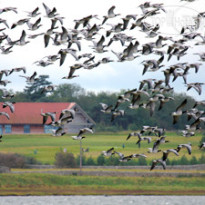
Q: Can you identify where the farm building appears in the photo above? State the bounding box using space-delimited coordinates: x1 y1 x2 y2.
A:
0 102 95 134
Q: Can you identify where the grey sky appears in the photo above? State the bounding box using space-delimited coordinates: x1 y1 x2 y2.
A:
0 0 204 100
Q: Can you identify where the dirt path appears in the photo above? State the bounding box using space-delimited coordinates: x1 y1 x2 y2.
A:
12 169 205 177
0 187 204 196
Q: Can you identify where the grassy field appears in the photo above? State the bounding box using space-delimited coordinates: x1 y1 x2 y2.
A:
0 132 205 196
0 131 204 164
0 173 204 195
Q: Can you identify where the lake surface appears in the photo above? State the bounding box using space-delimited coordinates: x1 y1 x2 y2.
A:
0 196 204 205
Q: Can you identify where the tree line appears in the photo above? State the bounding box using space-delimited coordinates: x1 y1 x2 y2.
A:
1 75 202 131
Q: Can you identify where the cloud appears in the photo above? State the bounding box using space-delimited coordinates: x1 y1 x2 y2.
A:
1 0 205 102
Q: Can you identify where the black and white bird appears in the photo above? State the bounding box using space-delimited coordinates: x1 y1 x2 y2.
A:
41 85 56 94
136 134 152 148
111 109 125 122
114 151 132 162
199 142 205 149
42 3 58 18
176 143 192 155
187 82 204 95
52 127 66 136
59 109 75 121
162 149 179 161
20 71 38 83
102 147 115 156
150 159 166 171
126 131 141 141
2 101 15 113
27 17 42 31
0 111 10 120
82 147 89 152
172 99 187 124
102 6 120 25
71 127 93 140
148 136 169 153
100 103 113 114
25 7 40 17
1 89 14 99
72 135 86 140
41 111 56 125
9 67 26 75
11 18 30 29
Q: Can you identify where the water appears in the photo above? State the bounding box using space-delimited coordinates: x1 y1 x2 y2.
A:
0 196 204 205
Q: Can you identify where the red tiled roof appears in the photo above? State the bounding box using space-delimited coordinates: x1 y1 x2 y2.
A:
0 102 76 124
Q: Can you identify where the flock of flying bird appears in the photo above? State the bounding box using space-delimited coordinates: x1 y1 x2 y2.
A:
0 0 205 170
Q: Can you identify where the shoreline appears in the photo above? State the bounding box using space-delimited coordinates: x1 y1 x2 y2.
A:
0 189 205 196
0 173 204 196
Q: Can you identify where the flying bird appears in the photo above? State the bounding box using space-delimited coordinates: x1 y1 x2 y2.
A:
0 111 10 120
102 6 120 25
71 127 93 140
102 147 115 156
100 103 113 114
42 3 58 18
41 111 56 125
176 143 192 155
2 101 15 113
20 71 38 83
150 159 166 171
172 99 187 124
25 7 40 17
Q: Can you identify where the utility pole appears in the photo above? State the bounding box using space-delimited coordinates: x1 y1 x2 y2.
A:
79 139 82 175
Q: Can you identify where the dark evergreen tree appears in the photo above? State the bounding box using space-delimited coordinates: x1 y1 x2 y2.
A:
190 156 198 165
97 154 105 165
23 75 52 102
86 156 96 165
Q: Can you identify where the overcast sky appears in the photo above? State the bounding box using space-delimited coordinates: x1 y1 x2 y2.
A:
0 0 205 100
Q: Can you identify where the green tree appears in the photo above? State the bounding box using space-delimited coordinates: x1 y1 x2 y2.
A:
199 154 205 164
76 155 86 166
54 152 77 168
171 159 179 165
23 75 52 102
10 81 199 131
97 154 105 165
190 156 198 165
166 158 171 165
137 157 147 165
105 156 119 165
49 83 85 102
180 155 189 165
86 156 96 165
200 134 205 145
12 91 28 102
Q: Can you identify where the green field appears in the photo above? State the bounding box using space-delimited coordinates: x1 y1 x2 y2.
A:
0 173 204 195
0 131 204 164
0 132 205 196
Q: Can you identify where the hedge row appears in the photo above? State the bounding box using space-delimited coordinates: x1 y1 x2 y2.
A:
0 153 40 168
54 152 205 168
0 152 204 168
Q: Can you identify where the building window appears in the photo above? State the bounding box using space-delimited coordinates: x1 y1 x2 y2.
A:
24 125 30 133
0 125 2 135
44 125 56 134
5 125 12 134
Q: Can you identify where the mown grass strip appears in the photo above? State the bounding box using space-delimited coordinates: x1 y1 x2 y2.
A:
0 173 204 195
11 168 205 173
